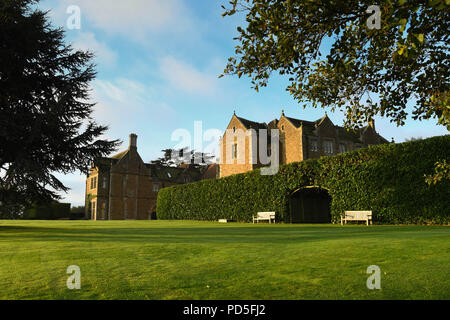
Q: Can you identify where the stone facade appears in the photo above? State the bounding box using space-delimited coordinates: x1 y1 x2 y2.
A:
219 115 265 177
220 111 388 178
85 134 210 220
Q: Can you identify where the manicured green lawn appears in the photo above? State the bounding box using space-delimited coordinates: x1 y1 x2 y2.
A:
0 220 448 300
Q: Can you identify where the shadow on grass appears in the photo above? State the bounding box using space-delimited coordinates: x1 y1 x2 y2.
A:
0 223 446 244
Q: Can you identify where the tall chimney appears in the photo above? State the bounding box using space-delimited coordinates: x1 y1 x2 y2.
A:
129 133 137 149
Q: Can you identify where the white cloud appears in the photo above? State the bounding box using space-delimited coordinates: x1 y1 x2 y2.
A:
72 32 117 67
47 0 194 41
95 80 126 103
159 56 217 95
54 76 177 206
91 78 175 128
85 0 190 32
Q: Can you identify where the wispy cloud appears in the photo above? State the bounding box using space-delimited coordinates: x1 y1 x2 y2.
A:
46 0 195 41
91 78 176 129
159 56 218 95
84 0 192 35
94 80 126 103
71 32 117 67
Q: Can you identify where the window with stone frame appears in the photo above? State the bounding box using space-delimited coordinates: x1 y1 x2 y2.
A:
339 143 346 154
91 200 96 218
90 176 97 189
323 140 334 154
310 139 318 152
232 143 238 159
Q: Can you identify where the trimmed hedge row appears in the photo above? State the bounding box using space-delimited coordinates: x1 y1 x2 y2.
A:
157 135 450 224
23 202 71 220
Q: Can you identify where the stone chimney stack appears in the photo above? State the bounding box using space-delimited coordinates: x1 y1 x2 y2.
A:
129 133 137 149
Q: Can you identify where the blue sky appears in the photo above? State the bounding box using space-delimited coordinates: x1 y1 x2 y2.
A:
37 0 448 206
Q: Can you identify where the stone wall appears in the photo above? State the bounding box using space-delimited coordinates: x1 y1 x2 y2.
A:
220 116 254 177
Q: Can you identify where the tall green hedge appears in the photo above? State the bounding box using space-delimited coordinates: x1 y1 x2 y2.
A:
157 135 450 224
23 202 71 220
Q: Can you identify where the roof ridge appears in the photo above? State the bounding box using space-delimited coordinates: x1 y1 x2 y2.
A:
110 149 129 159
236 115 265 124
235 115 267 129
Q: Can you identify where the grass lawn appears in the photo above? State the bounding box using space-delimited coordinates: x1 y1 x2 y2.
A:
0 220 449 300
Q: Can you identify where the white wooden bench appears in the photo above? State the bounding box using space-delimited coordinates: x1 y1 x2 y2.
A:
253 212 276 224
341 211 372 226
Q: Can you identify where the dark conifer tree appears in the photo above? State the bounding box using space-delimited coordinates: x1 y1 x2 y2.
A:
0 0 120 217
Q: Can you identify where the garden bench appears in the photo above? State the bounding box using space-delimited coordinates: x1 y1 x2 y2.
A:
341 211 372 226
253 212 276 224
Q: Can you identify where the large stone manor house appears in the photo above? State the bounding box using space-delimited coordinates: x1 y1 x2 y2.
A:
85 111 388 220
219 111 388 177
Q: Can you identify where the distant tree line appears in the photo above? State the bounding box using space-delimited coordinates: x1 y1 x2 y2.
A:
151 148 215 167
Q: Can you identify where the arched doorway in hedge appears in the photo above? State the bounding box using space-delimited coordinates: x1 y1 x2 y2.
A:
288 187 331 223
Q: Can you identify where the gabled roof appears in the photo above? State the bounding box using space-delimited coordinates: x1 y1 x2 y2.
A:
282 113 376 143
359 126 390 143
284 116 303 128
284 116 317 129
92 156 118 171
315 113 331 127
224 110 388 152
111 149 128 159
267 119 278 129
337 127 362 143
235 115 267 130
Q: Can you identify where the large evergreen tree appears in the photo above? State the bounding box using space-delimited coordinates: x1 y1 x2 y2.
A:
0 0 120 217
